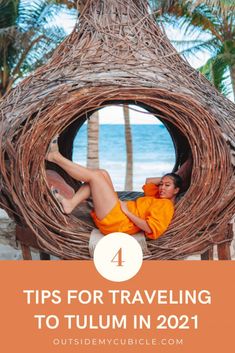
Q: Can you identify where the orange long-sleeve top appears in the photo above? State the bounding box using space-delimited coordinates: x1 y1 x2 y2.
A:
126 183 174 240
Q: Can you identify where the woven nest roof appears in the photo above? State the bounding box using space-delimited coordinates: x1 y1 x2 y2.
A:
0 0 234 259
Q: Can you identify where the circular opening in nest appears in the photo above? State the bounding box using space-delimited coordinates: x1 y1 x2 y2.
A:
47 99 192 195
71 104 177 191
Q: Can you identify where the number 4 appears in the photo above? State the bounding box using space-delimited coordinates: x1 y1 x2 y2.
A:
111 248 125 267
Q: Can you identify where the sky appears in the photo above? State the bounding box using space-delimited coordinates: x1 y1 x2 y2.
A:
93 105 162 125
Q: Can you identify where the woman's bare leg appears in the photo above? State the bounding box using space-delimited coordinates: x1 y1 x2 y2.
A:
99 169 115 192
56 183 90 214
57 170 115 214
47 150 118 219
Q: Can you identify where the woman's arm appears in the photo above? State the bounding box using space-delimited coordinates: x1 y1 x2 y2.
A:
145 177 162 185
120 201 152 234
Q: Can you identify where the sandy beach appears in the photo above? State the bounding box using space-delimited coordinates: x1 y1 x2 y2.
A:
0 208 234 260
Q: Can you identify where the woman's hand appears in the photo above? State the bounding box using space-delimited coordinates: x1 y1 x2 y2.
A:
120 201 130 216
120 200 152 234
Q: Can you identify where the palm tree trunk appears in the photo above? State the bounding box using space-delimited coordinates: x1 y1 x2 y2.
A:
1 53 9 97
229 65 235 100
123 105 133 191
87 111 99 168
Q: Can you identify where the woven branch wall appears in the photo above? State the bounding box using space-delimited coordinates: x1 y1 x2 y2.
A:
0 0 234 259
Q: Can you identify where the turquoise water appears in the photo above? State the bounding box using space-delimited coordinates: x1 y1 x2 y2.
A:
72 124 175 191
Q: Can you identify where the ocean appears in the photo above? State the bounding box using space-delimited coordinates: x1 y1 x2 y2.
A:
72 124 175 191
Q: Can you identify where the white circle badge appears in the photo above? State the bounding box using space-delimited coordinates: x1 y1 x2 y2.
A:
93 232 143 282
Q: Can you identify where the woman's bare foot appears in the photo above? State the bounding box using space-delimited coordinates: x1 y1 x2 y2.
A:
46 135 60 162
51 187 74 214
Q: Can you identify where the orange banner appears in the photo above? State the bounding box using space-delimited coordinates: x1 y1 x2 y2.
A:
0 261 234 353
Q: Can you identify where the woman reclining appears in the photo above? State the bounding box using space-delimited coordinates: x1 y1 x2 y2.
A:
46 136 182 240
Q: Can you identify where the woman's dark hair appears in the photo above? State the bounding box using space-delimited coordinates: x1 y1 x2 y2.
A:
163 173 182 191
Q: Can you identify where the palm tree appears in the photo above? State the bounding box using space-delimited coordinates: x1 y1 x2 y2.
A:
87 111 99 168
0 0 72 98
152 0 235 97
123 105 133 191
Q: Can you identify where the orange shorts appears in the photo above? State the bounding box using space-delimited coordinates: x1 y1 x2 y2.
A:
90 201 139 235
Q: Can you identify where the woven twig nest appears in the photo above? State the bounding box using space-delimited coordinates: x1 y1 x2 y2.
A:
0 0 234 259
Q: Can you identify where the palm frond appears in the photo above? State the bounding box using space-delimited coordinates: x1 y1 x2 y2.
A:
0 0 72 95
18 0 59 29
172 37 220 57
154 1 231 41
154 0 235 14
199 54 231 96
22 25 66 69
0 0 19 28
192 1 235 16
